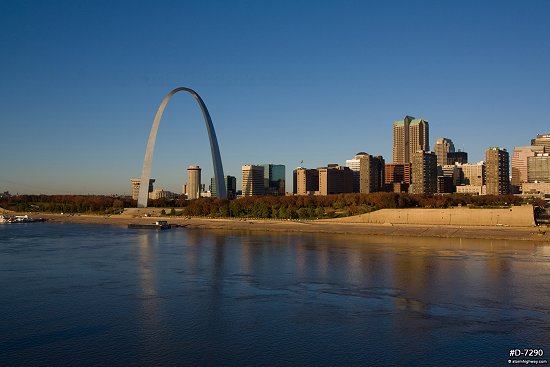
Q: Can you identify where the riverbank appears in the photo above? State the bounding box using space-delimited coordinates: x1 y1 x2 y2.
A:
29 213 550 242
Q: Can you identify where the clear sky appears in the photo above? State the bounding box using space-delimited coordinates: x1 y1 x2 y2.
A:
1 0 549 195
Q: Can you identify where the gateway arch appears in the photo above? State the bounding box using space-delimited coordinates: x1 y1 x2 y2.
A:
137 87 227 207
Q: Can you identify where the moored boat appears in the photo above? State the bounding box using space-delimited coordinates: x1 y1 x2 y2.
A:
1 214 46 223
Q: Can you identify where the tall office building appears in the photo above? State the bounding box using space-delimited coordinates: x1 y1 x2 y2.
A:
486 147 510 195
186 166 202 199
511 146 545 186
211 175 237 199
434 138 455 166
384 163 411 193
410 151 438 195
262 164 285 196
446 151 468 165
130 178 155 200
317 165 354 195
293 168 319 195
440 164 461 186
385 163 411 185
345 153 364 192
531 134 550 152
437 176 455 194
393 116 429 164
346 153 385 194
242 165 265 196
527 154 550 183
456 161 485 186
359 155 385 194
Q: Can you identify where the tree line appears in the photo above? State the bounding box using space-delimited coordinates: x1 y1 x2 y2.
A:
1 193 543 219
0 195 132 214
170 193 538 219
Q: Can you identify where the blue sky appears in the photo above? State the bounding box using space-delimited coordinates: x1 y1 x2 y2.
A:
1 0 549 195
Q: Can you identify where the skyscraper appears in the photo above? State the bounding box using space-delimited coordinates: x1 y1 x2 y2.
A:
242 165 265 196
446 151 468 165
359 155 385 194
345 153 364 192
434 138 455 166
262 164 285 195
211 175 237 199
527 154 550 183
393 116 429 163
511 146 545 186
410 151 437 195
186 166 201 199
486 147 510 195
531 134 550 152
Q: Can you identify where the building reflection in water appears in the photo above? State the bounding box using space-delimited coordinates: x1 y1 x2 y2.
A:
136 231 171 357
137 228 550 354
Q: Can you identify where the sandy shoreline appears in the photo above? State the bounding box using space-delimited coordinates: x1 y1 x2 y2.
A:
22 213 550 243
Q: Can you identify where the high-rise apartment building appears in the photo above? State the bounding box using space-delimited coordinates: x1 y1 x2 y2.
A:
130 178 155 200
242 165 265 196
211 175 237 199
317 165 353 195
531 134 550 152
486 147 510 195
393 116 429 163
511 146 545 186
186 166 202 199
410 151 437 195
293 168 319 195
434 138 455 166
527 154 550 183
262 164 285 196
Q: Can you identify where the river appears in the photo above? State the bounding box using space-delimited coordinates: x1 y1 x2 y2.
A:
1 222 549 366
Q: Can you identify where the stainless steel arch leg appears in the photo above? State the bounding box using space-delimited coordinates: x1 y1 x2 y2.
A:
137 87 227 207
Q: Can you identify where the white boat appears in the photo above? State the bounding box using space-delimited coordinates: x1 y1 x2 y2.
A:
0 214 46 223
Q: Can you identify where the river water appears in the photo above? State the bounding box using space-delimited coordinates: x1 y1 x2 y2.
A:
1 222 549 366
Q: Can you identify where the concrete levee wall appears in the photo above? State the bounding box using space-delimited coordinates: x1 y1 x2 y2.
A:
330 206 535 227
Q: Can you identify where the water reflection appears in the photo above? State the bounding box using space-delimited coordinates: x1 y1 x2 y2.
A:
135 232 171 360
5 224 547 366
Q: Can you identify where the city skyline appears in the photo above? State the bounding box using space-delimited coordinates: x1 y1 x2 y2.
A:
1 1 550 195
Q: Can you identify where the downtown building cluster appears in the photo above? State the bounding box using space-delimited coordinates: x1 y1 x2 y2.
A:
289 117 550 198
130 164 285 200
130 123 550 200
